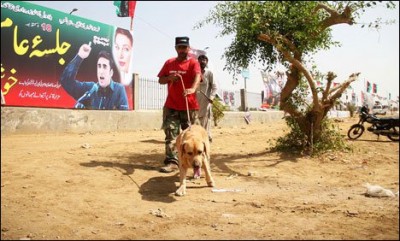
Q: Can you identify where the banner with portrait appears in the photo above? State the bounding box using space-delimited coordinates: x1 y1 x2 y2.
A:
260 71 286 109
1 1 134 110
188 48 207 59
221 90 236 108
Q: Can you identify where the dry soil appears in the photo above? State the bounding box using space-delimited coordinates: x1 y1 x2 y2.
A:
1 117 399 240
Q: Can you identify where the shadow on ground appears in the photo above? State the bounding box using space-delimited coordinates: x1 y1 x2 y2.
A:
79 147 303 203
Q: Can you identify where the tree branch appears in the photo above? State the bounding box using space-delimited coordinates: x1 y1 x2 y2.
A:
314 3 337 16
258 33 299 57
322 72 336 101
258 33 319 106
314 3 355 32
328 72 360 101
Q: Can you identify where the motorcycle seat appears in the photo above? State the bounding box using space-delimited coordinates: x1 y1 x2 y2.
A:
366 114 399 125
376 117 398 121
377 117 399 126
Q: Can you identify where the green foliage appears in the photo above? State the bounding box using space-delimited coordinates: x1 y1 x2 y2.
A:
196 1 395 154
196 1 395 76
312 119 351 154
272 116 351 156
212 96 227 126
346 102 357 117
272 116 308 155
196 1 338 75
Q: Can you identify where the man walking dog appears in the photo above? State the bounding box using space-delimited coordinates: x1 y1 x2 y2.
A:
157 36 201 173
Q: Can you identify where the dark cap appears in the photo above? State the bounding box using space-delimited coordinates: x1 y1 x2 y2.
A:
175 36 190 46
198 54 208 60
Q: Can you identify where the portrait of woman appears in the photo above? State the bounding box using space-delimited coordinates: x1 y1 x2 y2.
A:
113 27 134 86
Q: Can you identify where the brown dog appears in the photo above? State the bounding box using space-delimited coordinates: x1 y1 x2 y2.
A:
175 124 215 196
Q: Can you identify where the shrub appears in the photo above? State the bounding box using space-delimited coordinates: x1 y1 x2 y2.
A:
212 96 227 126
272 116 351 156
346 103 357 117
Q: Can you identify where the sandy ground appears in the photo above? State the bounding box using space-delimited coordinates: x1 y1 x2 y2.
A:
1 117 399 240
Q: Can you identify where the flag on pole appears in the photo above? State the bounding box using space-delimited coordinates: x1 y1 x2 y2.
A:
372 83 377 93
114 1 137 30
114 1 136 17
366 81 371 93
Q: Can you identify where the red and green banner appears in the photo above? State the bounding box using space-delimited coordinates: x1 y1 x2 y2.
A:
1 1 135 110
114 1 137 18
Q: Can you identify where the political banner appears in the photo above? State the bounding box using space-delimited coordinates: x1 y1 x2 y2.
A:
189 48 207 59
260 71 286 109
1 1 134 110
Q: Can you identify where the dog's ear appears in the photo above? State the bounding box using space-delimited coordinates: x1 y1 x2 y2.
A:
181 141 187 154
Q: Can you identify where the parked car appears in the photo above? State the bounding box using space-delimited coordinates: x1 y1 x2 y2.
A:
372 105 388 115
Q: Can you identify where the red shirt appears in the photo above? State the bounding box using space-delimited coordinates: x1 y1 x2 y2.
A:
158 57 201 110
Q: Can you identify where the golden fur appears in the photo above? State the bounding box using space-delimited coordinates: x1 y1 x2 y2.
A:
175 124 215 196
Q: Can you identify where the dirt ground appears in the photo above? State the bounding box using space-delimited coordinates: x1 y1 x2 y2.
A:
1 116 399 240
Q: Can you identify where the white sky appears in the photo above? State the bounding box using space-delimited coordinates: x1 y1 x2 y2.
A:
31 1 399 99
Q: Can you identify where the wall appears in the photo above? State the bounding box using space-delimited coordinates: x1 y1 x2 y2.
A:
1 107 350 135
1 107 285 134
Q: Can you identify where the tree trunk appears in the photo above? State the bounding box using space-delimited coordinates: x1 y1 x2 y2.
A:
298 110 325 146
262 29 360 152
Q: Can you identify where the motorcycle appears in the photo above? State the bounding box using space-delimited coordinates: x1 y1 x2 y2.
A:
347 106 399 142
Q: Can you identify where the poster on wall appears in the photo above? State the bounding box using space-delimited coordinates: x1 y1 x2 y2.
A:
1 1 134 110
222 90 235 108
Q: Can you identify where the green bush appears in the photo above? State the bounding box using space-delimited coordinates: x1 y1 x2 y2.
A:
346 103 357 117
212 97 227 126
272 116 351 156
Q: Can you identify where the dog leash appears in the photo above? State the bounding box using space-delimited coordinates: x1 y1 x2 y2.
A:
177 74 192 129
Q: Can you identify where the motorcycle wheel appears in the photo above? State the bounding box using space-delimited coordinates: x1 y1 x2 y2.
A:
347 124 365 140
387 126 399 142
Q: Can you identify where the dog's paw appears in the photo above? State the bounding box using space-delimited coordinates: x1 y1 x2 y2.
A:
175 186 186 196
207 181 215 187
